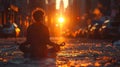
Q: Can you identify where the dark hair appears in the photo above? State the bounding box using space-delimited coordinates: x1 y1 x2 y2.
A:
32 8 45 22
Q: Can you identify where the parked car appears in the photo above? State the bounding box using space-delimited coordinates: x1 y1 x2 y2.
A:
99 20 112 38
0 23 20 38
88 23 101 38
99 19 120 39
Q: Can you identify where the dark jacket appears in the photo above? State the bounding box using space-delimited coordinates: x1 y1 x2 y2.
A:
25 22 52 58
19 22 60 59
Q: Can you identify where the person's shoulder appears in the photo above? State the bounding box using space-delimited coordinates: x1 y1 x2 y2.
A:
40 23 48 28
43 24 48 30
30 23 38 27
27 23 36 30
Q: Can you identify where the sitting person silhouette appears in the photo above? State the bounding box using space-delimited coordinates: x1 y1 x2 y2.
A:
19 8 60 59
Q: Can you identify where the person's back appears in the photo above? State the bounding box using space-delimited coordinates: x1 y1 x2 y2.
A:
27 22 49 58
20 8 60 60
27 8 49 59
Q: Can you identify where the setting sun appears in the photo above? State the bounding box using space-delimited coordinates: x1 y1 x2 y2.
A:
58 17 64 23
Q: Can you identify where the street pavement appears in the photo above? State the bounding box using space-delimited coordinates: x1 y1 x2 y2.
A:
0 37 120 67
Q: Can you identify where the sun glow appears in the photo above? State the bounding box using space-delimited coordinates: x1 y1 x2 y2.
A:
58 17 64 23
56 0 68 10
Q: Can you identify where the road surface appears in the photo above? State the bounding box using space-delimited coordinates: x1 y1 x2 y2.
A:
0 37 120 67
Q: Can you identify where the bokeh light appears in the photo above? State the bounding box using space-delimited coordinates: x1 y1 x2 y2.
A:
58 17 64 23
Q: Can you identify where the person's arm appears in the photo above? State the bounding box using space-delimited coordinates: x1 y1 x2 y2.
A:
45 26 59 47
19 25 31 49
26 25 33 44
45 27 61 52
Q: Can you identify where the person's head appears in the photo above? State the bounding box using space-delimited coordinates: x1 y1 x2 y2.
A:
32 8 45 22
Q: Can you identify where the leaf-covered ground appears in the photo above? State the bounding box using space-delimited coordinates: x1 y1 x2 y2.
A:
0 38 120 67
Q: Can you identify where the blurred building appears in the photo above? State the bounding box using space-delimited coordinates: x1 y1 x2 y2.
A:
0 0 19 25
29 0 46 12
0 0 4 25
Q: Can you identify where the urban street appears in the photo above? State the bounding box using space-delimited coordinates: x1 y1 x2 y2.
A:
0 37 120 67
0 0 120 67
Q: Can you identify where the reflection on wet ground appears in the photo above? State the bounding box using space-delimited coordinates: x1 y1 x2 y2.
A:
56 43 120 67
0 37 120 67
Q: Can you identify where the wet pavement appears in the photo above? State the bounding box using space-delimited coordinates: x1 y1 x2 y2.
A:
0 37 120 67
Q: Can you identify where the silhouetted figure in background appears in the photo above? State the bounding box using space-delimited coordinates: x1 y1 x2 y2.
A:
19 8 59 60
